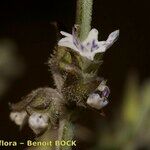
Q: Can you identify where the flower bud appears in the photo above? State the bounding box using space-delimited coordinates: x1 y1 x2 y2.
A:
28 112 49 135
87 93 108 110
10 111 27 126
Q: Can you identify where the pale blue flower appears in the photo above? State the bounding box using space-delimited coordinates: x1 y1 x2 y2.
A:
58 26 119 60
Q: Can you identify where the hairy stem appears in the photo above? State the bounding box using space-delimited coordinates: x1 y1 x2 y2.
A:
27 128 58 150
56 118 74 150
76 0 93 41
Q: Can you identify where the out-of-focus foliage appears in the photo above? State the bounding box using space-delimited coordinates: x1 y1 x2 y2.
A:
95 74 150 150
0 39 24 98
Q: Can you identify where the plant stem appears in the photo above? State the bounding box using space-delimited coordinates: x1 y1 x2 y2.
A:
56 118 74 150
27 127 57 150
76 0 93 41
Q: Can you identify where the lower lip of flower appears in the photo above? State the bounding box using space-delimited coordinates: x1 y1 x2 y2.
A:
102 88 110 98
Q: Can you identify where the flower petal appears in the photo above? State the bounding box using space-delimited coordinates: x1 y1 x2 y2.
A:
58 38 79 52
83 28 98 43
93 41 107 53
59 31 78 50
87 93 108 109
72 27 84 52
107 30 119 44
83 29 99 50
91 30 119 56
28 113 49 134
60 31 72 38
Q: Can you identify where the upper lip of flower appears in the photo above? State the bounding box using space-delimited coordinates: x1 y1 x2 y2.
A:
58 26 119 61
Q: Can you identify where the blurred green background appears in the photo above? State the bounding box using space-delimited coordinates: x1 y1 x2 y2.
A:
0 0 149 150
